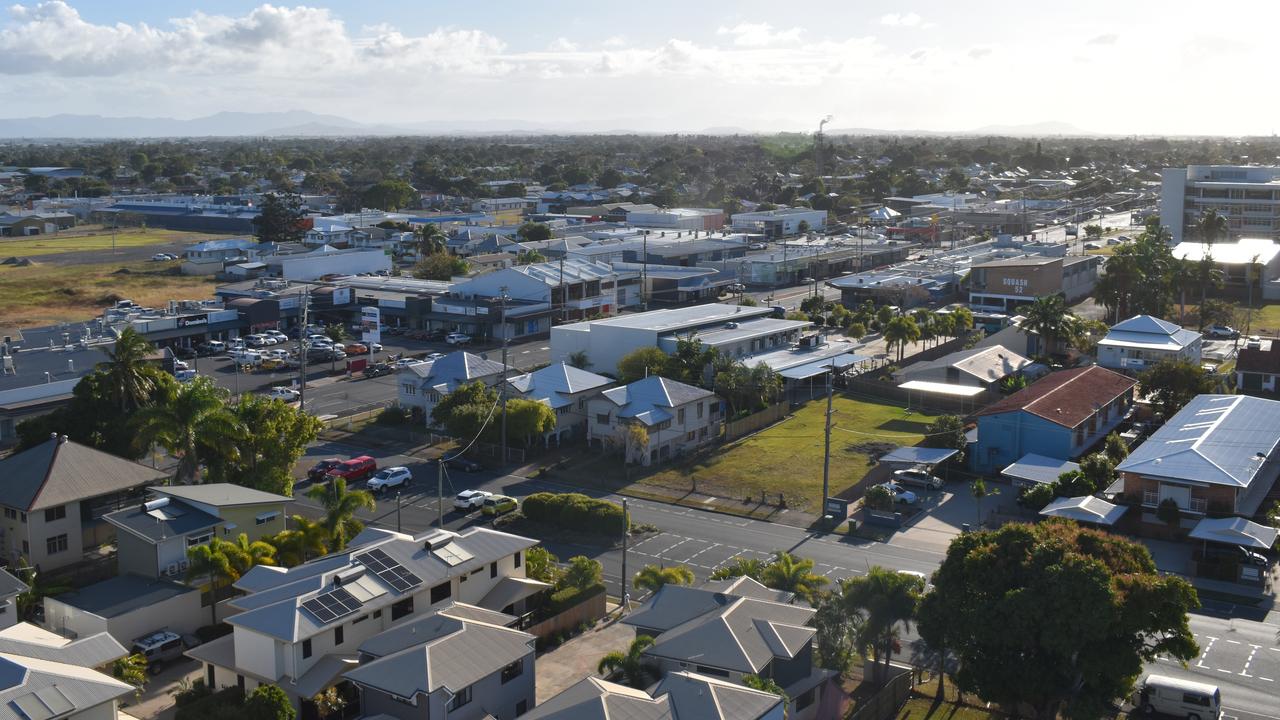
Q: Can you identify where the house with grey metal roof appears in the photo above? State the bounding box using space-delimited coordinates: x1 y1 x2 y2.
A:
104 484 289 581
1097 315 1202 372
0 622 125 669
621 578 832 720
396 351 507 421
0 571 26 630
344 603 535 720
0 435 167 572
586 376 722 466
0 644 134 720
505 363 614 446
1117 394 1280 520
894 344 1036 389
43 574 201 647
523 672 785 720
187 526 547 712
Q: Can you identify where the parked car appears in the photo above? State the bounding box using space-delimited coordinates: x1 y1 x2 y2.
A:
132 631 184 674
445 332 471 345
892 467 944 490
326 455 378 482
367 466 412 492
748 242 767 250
363 362 393 377
1083 242 1101 250
229 349 264 365
425 352 446 361
174 369 198 383
172 346 197 360
199 340 226 355
1205 324 1238 339
1246 335 1263 350
307 458 343 483
265 330 289 344
875 481 918 505
428 455 482 472
345 342 369 355
394 358 427 369
265 386 300 402
453 489 493 511
150 253 176 262
1204 543 1268 567
368 342 383 353
265 349 291 361
244 334 268 348
481 495 518 517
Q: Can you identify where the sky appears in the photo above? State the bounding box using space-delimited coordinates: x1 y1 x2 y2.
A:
1 0 1277 135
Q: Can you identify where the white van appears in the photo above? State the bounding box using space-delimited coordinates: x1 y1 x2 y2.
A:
1134 674 1221 720
131 630 184 674
230 349 263 365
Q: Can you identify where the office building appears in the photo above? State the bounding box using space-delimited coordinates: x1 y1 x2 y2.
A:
1160 165 1280 244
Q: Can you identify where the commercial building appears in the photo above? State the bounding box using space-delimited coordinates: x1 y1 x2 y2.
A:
1160 165 1280 244
0 436 167 571
625 208 725 231
1171 238 1280 301
613 263 737 305
586 376 723 465
731 208 827 237
971 366 1136 473
443 259 632 338
267 247 392 281
968 255 1101 312
103 196 261 233
1096 315 1202 372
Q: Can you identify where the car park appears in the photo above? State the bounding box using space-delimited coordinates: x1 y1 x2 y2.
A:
367 466 412 492
875 481 918 504
445 332 471 345
326 455 378 482
892 467 944 490
307 458 343 483
453 489 493 511
132 630 185 674
265 386 300 402
172 346 197 360
481 495 518 516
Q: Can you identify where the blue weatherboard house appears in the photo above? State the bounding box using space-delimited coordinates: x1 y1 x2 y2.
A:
971 365 1137 474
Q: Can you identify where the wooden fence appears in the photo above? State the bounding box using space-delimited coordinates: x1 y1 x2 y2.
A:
847 664 915 720
723 402 790 442
523 588 607 640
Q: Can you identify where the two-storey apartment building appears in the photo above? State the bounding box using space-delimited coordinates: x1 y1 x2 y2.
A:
504 363 614 446
585 376 722 466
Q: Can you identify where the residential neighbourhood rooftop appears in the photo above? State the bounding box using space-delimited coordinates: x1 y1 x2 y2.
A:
597 376 716 426
0 436 168 512
0 651 134 720
1098 315 1201 351
0 624 125 669
524 672 784 720
975 366 1136 428
49 574 193 619
505 363 612 409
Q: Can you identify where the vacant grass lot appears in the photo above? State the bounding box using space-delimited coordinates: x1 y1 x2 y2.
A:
644 395 940 513
0 228 225 258
0 260 219 326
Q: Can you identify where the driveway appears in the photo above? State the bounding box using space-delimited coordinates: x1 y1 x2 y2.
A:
119 658 202 720
535 606 634 703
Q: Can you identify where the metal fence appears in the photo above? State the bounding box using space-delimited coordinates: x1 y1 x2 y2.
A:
847 666 914 720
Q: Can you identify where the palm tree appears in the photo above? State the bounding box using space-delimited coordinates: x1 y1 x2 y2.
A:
971 477 996 527
270 515 329 567
709 557 767 581
1194 253 1224 327
306 478 375 552
566 351 591 370
882 316 920 363
760 551 828 604
1170 259 1196 325
225 532 276 577
1196 209 1228 247
1018 294 1072 358
416 224 446 256
842 567 924 685
133 377 244 484
632 564 695 594
911 309 936 348
597 635 658 689
15 560 72 620
99 327 156 412
186 538 238 626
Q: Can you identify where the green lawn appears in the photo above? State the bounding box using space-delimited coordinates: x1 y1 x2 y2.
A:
895 697 1005 720
1241 302 1280 335
644 396 940 514
0 229 227 257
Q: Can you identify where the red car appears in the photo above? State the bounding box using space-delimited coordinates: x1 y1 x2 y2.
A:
326 456 378 482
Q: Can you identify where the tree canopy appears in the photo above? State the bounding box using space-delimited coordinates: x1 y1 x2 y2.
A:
1138 358 1216 419
252 192 306 245
413 253 469 280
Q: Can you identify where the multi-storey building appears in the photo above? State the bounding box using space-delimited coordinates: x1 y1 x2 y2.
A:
1161 165 1280 244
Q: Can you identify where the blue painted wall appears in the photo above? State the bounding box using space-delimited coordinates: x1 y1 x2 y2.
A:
971 406 1129 474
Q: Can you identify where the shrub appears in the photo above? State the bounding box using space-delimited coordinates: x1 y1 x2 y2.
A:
521 492 628 536
547 583 606 615
864 485 894 512
375 407 407 425
174 679 213 708
175 687 244 720
245 685 296 720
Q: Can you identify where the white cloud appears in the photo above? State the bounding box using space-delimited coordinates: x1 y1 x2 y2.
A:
967 46 993 59
601 35 626 48
880 12 923 27
715 22 802 47
1087 33 1118 45
548 37 577 52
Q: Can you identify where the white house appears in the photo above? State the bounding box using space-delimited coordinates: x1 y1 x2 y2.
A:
0 623 134 720
397 351 507 422
504 363 614 446
186 526 548 712
0 569 26 629
586 376 722 465
1096 315 1202 372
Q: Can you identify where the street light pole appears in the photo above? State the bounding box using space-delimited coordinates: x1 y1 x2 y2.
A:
821 361 835 520
499 287 510 466
621 498 630 612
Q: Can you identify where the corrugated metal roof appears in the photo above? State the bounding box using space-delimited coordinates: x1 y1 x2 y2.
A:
0 653 133 720
0 625 124 669
0 438 167 512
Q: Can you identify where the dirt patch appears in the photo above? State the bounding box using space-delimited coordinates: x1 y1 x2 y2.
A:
846 441 898 460
111 267 132 274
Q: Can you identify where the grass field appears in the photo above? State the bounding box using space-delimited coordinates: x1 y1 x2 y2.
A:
643 396 940 514
893 697 1004 720
0 229 225 257
0 260 219 326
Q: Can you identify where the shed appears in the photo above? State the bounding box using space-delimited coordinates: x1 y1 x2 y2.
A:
43 574 202 646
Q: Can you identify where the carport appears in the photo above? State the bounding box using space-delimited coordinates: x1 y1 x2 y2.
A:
1039 496 1127 526
1189 516 1278 550
898 380 984 413
879 446 960 481
1001 453 1079 489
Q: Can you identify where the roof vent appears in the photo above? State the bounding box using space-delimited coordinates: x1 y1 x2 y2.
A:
58 434 68 443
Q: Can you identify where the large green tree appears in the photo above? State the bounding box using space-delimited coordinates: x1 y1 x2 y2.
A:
204 394 323 495
1138 358 1216 419
412 253 469 280
1018 294 1075 358
252 192 306 245
841 567 923 684
760 551 828 605
431 381 499 437
361 179 416 211
133 376 244 485
917 521 1199 720
883 315 921 363
617 347 670 384
504 398 557 447
632 564 695 593
306 478 375 552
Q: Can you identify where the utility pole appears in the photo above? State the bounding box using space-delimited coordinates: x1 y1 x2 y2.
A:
821 361 835 520
641 231 649 311
298 286 309 411
437 460 445 529
621 498 630 612
499 286 510 466
396 492 402 533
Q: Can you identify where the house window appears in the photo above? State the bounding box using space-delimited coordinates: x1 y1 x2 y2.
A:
402 383 417 396
391 598 413 621
21 541 28 555
430 581 452 604
500 659 523 684
516 699 528 716
187 532 213 548
597 413 611 425
1074 428 1084 447
796 688 816 711
490 561 498 579
255 511 280 525
334 626 344 645
44 505 66 523
514 551 522 568
45 534 68 555
3 508 15 520
678 408 686 425
694 665 730 678
697 402 703 419
686 431 695 441
447 685 472 711
302 639 312 659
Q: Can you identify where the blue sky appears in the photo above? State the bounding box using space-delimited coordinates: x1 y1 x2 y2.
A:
2 1 1277 135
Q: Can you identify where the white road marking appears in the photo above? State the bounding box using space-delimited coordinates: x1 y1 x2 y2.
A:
683 543 721 562
653 538 693 558
1197 636 1218 669
1240 644 1260 677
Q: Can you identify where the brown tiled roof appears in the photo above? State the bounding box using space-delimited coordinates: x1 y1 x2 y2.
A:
975 365 1136 428
1236 346 1280 375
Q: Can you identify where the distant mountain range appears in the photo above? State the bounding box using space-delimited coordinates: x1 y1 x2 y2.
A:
0 110 1100 139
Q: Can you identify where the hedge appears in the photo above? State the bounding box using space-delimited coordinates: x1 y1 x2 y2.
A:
175 687 244 720
546 582 606 615
521 492 628 536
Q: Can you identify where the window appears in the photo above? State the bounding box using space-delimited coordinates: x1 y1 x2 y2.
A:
516 699 527 716
430 581 452 604
796 688 816 711
501 659 523 684
391 598 413 621
694 665 730 678
514 551 522 568
44 505 66 523
21 541 28 555
696 402 703 419
255 511 280 525
373 609 383 619
301 639 312 659
490 561 498 579
45 534 68 555
686 431 695 441
352 614 368 625
334 626 344 646
3 508 15 520
597 413 611 425
1183 693 1211 707
447 685 472 711
402 383 417 396
187 532 213 548
678 408 685 425
19 512 25 523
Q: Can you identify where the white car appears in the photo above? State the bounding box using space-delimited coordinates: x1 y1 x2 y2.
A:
892 467 944 490
453 489 493 511
875 481 918 505
245 334 269 348
425 352 446 361
265 330 288 343
265 349 291 361
394 358 427 369
368 466 412 492
265 386 300 402
1246 335 1263 350
150 253 174 261
368 342 383 353
445 332 471 345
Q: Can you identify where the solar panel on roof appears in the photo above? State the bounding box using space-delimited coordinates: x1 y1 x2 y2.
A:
355 548 424 592
301 587 363 624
